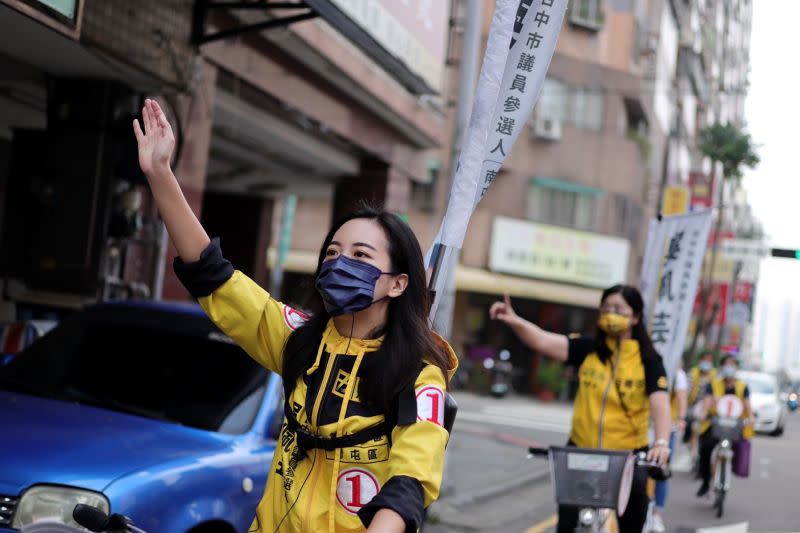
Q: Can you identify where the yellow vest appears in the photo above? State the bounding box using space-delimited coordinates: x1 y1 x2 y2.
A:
689 366 716 405
570 339 654 450
700 378 754 440
670 389 679 422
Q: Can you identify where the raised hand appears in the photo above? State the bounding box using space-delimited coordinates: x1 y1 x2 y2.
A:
489 293 519 326
132 99 175 177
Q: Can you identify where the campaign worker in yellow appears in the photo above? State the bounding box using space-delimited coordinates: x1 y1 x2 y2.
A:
490 286 672 533
134 100 457 532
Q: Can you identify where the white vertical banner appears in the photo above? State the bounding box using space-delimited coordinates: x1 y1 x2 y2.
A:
640 211 713 384
427 0 568 319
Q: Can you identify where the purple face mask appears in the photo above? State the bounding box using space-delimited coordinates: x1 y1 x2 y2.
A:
315 255 396 316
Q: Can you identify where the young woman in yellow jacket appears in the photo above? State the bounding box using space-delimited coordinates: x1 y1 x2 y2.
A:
490 286 672 533
134 99 457 532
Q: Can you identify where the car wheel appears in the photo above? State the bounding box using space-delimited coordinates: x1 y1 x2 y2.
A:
770 424 784 437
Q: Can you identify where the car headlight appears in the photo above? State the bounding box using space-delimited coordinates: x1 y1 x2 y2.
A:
11 485 109 529
759 403 780 416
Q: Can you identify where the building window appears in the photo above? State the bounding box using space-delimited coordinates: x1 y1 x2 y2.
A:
527 177 602 231
538 78 567 123
571 88 604 131
536 78 604 132
570 0 605 31
613 195 642 243
411 160 440 214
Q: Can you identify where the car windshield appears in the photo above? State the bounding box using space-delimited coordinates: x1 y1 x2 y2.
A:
744 377 775 395
0 308 269 433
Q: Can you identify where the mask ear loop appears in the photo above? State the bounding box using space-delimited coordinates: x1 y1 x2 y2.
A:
369 271 404 306
347 313 355 351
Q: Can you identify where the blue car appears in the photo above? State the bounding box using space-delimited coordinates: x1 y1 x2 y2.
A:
0 301 284 532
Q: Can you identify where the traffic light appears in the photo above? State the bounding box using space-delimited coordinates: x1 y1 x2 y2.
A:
771 248 800 259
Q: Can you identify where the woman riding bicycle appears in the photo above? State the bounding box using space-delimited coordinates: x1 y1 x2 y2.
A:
133 100 457 532
490 285 671 533
696 354 754 497
685 351 717 462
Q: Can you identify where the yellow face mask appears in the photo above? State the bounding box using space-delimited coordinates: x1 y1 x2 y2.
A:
597 312 632 336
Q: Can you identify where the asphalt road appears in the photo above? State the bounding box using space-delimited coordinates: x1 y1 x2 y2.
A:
425 392 799 533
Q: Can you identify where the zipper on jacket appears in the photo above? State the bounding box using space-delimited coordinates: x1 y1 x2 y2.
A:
310 352 338 429
596 340 621 448
302 350 338 533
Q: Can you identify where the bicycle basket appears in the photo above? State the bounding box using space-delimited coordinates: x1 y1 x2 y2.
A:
711 417 743 441
548 447 635 512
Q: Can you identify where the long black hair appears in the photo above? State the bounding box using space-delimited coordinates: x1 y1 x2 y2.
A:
281 206 452 412
596 284 661 364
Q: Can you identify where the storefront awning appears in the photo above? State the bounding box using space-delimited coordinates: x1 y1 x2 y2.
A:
267 249 601 309
193 0 438 95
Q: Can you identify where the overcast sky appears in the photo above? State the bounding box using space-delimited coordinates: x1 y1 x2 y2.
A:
743 0 800 369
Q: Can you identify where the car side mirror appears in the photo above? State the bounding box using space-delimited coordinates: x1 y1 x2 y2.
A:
268 411 284 440
268 389 285 440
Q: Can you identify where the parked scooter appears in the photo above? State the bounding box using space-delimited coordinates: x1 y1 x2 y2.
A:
484 349 513 398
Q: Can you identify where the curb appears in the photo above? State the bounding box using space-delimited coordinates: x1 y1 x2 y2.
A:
442 464 551 507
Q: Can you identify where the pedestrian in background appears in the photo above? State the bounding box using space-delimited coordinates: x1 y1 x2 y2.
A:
696 354 754 497
490 285 672 533
685 351 717 468
652 366 689 532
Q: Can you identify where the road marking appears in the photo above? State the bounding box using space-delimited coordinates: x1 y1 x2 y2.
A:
457 411 571 433
525 513 558 533
695 522 748 533
457 421 550 448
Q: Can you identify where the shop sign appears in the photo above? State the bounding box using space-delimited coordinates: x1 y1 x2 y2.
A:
689 171 714 210
662 185 689 215
32 0 77 20
489 216 630 289
327 0 449 92
1 0 80 37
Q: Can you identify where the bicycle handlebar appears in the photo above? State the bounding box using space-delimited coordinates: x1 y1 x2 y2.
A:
528 446 549 457
526 447 671 480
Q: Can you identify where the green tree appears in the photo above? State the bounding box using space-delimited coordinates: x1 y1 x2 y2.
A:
689 122 760 357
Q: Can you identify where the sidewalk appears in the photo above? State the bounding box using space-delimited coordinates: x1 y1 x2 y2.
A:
425 425 552 531
425 392 568 531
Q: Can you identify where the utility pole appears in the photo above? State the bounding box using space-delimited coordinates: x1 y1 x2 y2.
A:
431 0 483 338
270 194 297 301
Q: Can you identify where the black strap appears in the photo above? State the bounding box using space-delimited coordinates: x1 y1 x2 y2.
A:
396 380 417 425
282 379 418 452
284 401 394 451
279 361 460 453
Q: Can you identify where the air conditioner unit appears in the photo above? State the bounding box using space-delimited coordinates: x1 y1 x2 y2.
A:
642 56 657 80
639 30 659 56
531 116 562 141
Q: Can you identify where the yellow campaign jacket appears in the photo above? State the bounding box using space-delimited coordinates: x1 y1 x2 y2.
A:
198 270 458 533
688 366 717 405
568 337 668 450
700 378 754 440
669 369 688 422
670 387 680 422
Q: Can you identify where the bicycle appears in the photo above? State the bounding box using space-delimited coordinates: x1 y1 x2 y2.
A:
528 446 669 533
708 416 743 519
